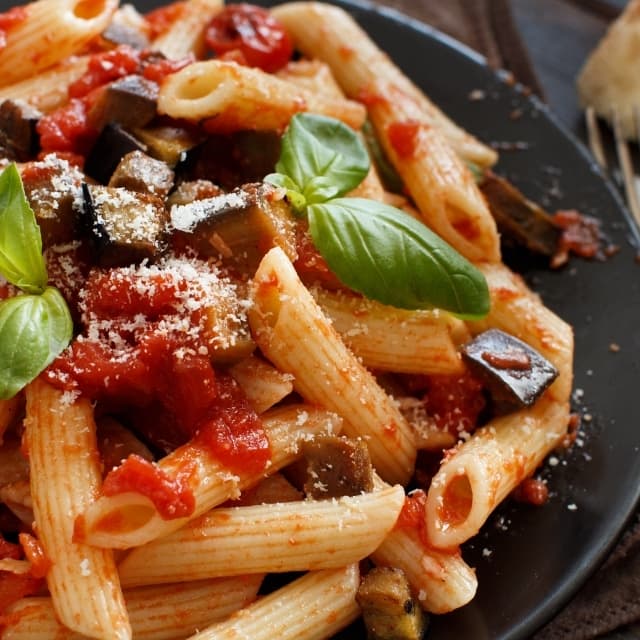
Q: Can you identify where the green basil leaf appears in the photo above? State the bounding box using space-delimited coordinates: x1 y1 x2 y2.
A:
0 287 73 399
307 198 490 318
0 164 48 294
264 172 307 214
276 113 369 203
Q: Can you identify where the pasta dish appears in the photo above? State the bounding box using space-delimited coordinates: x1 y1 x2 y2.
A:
0 1 574 638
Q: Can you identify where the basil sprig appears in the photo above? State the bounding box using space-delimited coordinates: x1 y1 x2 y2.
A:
266 113 490 318
0 164 73 398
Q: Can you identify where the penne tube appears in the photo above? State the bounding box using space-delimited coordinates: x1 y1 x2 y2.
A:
272 1 498 168
272 2 500 263
0 56 90 112
314 287 468 375
185 565 360 640
157 60 367 132
77 405 343 549
372 525 478 614
118 484 405 587
150 0 223 60
0 0 117 87
228 354 294 414
425 262 574 548
249 246 417 485
24 379 131 640
2 575 263 640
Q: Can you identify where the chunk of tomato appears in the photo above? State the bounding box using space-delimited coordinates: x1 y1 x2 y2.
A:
204 4 293 73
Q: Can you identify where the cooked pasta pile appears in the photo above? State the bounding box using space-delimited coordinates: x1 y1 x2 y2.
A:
0 1 573 638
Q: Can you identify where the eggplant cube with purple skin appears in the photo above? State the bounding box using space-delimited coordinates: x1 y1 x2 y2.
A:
461 329 558 414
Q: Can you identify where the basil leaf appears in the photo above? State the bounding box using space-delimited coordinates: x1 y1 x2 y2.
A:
307 198 490 318
0 164 48 294
0 287 73 399
264 172 307 214
276 113 369 203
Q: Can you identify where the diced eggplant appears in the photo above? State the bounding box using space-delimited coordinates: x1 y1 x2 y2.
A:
167 180 223 207
0 99 41 161
132 125 204 166
88 74 158 132
21 155 84 247
109 150 175 198
301 435 373 499
84 122 147 184
82 183 168 265
101 5 150 49
357 567 428 640
480 171 561 257
461 329 558 413
169 182 297 273
179 130 281 191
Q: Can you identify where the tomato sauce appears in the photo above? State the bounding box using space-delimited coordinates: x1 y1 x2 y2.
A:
18 533 51 579
145 1 186 39
47 262 270 519
408 372 486 438
0 6 27 52
387 120 422 158
204 4 293 73
102 454 196 519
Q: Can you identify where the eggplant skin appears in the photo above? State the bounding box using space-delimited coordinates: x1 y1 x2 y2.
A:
81 183 169 266
480 171 560 258
461 328 558 414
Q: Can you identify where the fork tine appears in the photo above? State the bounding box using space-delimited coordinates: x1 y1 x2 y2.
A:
612 107 640 228
585 105 608 170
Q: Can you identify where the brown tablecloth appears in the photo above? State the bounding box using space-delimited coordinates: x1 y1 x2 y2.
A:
368 1 640 638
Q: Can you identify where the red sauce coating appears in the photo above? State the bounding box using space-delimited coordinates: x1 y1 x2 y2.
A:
47 265 270 518
551 208 617 268
102 454 196 519
142 55 192 84
204 4 293 73
18 533 51 579
36 98 99 157
481 348 531 370
145 1 185 39
0 6 27 51
387 120 422 158
512 477 549 506
408 372 485 438
68 46 141 99
0 573 42 616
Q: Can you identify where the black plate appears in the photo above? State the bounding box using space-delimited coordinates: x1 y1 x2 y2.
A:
140 0 640 637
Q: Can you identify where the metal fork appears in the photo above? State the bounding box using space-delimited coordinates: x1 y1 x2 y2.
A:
585 105 640 229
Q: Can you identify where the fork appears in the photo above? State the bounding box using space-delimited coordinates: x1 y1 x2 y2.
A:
585 105 640 230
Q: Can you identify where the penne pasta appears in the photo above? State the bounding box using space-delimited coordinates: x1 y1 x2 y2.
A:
372 525 478 614
118 484 405 587
314 287 468 375
249 246 417 485
78 405 343 549
272 2 500 263
158 60 367 132
2 575 263 640
150 0 223 60
0 56 89 113
0 0 117 86
271 1 497 168
24 379 131 640
185 565 360 640
425 263 573 548
228 354 294 413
